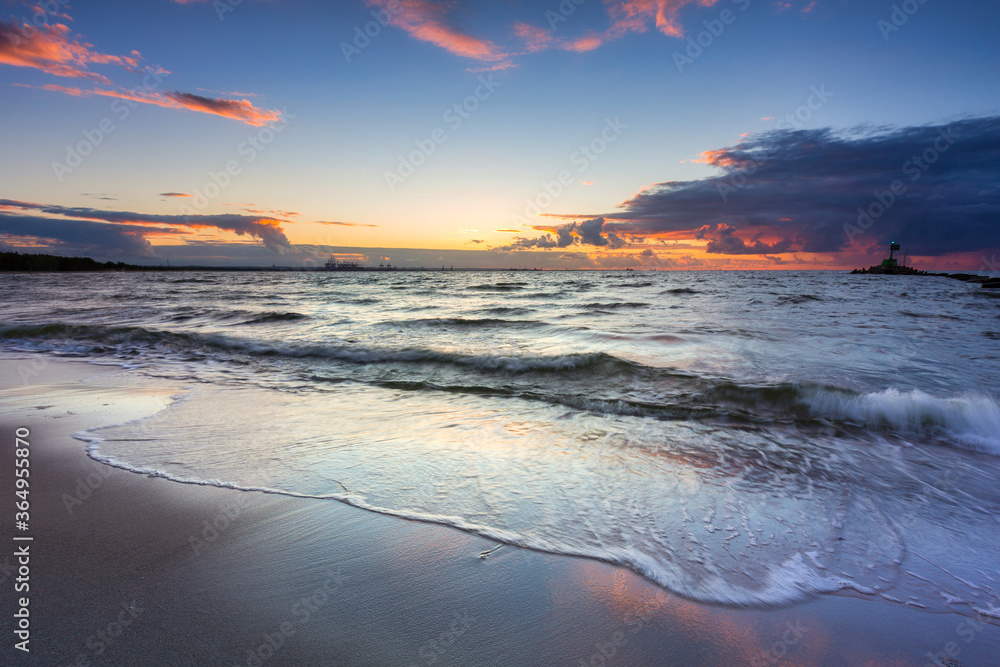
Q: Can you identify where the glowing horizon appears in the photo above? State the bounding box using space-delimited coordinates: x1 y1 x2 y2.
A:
2 1 998 271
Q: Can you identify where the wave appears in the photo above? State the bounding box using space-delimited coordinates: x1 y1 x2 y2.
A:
0 321 642 376
663 288 698 295
803 388 1000 454
238 311 310 325
582 302 650 310
75 428 857 608
775 294 823 305
382 317 545 329
5 322 998 451
160 309 309 325
900 310 963 320
467 282 527 291
475 306 534 316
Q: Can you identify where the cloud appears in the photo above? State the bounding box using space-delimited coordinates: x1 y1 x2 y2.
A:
596 116 1000 257
0 19 139 83
0 214 163 258
2 13 281 127
366 0 512 68
700 224 792 254
314 220 379 227
0 200 293 253
162 92 281 126
160 192 192 198
17 83 282 126
498 217 628 250
366 0 723 68
605 0 723 39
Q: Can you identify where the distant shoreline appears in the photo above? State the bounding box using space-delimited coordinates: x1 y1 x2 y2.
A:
1 251 993 274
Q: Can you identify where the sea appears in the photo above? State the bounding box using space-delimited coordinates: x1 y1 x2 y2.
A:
2 270 999 620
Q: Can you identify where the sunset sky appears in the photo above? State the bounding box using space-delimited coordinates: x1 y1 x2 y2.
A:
2 0 998 269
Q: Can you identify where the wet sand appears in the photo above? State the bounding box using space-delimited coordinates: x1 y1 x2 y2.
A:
1 355 998 665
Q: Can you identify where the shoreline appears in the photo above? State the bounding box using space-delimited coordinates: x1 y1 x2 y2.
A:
2 355 999 665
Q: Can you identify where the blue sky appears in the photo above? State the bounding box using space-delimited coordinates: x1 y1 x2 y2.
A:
1 0 998 268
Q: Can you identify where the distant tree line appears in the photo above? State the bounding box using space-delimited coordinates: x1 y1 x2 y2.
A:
0 252 146 272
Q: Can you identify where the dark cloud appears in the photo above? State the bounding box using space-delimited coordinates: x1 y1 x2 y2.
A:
601 116 1000 256
498 217 626 250
0 214 162 258
0 200 292 253
701 224 793 255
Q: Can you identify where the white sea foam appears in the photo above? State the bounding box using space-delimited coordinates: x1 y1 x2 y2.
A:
805 388 1000 453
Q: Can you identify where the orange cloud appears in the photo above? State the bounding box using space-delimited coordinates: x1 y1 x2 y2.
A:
691 148 739 166
23 85 283 127
605 0 722 40
512 23 553 53
314 220 380 228
513 0 723 58
365 0 724 67
3 11 279 127
514 23 605 54
367 0 511 66
565 35 605 52
164 92 281 126
0 20 140 83
12 82 85 96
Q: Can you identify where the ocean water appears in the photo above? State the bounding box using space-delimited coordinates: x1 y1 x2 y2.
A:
2 270 1000 618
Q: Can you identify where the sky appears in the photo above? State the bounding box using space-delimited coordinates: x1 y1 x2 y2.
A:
1 0 998 270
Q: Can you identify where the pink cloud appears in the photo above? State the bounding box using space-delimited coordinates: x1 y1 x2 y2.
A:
605 0 722 40
512 23 553 53
19 83 282 127
3 9 279 127
367 0 511 67
0 19 141 83
514 0 723 58
362 0 727 67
